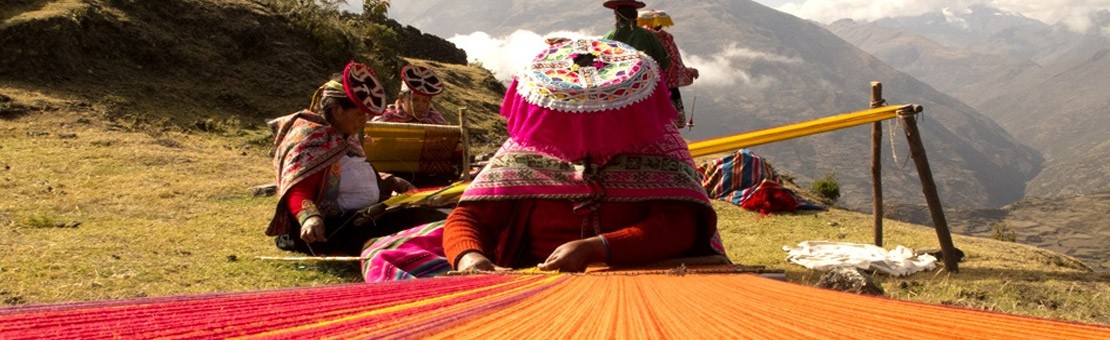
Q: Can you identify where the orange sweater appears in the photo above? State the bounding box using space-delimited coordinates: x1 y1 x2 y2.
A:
443 199 701 269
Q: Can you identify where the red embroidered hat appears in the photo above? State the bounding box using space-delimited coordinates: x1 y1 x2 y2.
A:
603 0 646 9
309 61 386 115
342 61 387 114
399 64 444 97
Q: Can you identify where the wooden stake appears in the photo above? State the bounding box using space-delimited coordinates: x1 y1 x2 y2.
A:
870 82 884 247
458 107 471 181
897 106 959 272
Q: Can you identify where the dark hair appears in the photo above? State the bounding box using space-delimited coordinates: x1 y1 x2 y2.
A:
614 6 638 26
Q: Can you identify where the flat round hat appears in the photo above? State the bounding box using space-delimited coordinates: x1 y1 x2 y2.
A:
639 9 675 27
603 0 646 9
342 61 387 114
500 38 675 163
400 65 444 96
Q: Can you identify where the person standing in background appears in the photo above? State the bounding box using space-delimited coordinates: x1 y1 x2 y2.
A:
602 0 670 70
640 9 699 128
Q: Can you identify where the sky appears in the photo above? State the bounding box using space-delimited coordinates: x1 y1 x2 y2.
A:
770 0 1110 33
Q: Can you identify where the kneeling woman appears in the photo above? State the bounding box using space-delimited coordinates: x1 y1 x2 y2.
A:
266 62 415 256
444 38 726 272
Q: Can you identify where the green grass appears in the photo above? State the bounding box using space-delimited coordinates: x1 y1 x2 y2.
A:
0 91 1106 325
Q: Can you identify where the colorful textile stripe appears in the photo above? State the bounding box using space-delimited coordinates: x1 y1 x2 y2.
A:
361 221 451 283
462 136 706 204
699 148 775 202
698 148 821 213
2 273 1108 338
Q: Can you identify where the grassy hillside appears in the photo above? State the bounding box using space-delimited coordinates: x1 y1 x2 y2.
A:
0 0 502 147
1 92 1107 325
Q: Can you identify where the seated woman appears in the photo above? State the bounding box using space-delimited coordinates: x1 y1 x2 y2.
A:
443 38 727 272
371 65 450 125
266 62 416 256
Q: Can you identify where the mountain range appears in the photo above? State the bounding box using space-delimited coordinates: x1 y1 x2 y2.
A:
828 5 1110 199
389 0 1042 212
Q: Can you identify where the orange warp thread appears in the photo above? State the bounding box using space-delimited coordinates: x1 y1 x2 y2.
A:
1 274 1108 339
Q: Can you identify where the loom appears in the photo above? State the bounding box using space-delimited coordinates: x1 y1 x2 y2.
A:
1 268 1107 338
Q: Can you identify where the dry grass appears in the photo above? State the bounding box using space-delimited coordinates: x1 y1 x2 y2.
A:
0 89 361 304
0 89 1107 325
716 203 1109 325
1 0 87 30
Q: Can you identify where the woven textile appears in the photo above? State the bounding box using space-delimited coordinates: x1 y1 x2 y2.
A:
361 221 451 283
372 106 450 125
462 135 705 204
651 28 696 88
2 271 1108 338
362 121 461 174
698 148 819 214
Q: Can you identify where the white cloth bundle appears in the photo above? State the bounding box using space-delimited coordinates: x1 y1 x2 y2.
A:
782 241 938 276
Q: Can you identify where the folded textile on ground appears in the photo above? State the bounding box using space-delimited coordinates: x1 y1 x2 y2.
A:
782 241 937 276
698 149 823 215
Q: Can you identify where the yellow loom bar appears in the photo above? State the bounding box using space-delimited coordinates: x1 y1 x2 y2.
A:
382 104 913 207
687 104 910 158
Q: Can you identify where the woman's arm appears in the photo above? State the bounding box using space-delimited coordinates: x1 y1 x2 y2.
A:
443 201 515 269
284 171 326 242
599 200 699 266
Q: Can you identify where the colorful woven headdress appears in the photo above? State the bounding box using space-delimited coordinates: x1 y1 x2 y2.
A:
310 61 387 115
400 65 444 97
500 38 676 163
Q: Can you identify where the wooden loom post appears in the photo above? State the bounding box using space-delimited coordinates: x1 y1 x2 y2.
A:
458 107 471 181
897 106 959 273
870 82 884 247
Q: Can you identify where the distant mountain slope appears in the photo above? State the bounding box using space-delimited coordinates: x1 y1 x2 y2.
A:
827 19 1037 105
870 5 1110 66
831 14 1110 199
391 0 1040 210
976 50 1110 198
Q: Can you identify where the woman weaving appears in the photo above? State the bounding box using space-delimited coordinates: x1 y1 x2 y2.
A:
266 62 416 256
443 38 727 272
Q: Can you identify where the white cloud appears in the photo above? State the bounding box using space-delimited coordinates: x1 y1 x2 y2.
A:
774 0 1110 34
446 30 594 81
449 31 801 89
685 43 800 88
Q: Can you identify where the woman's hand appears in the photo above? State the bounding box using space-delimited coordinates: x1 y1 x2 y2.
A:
385 176 416 194
300 216 326 243
538 237 606 272
456 251 500 272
